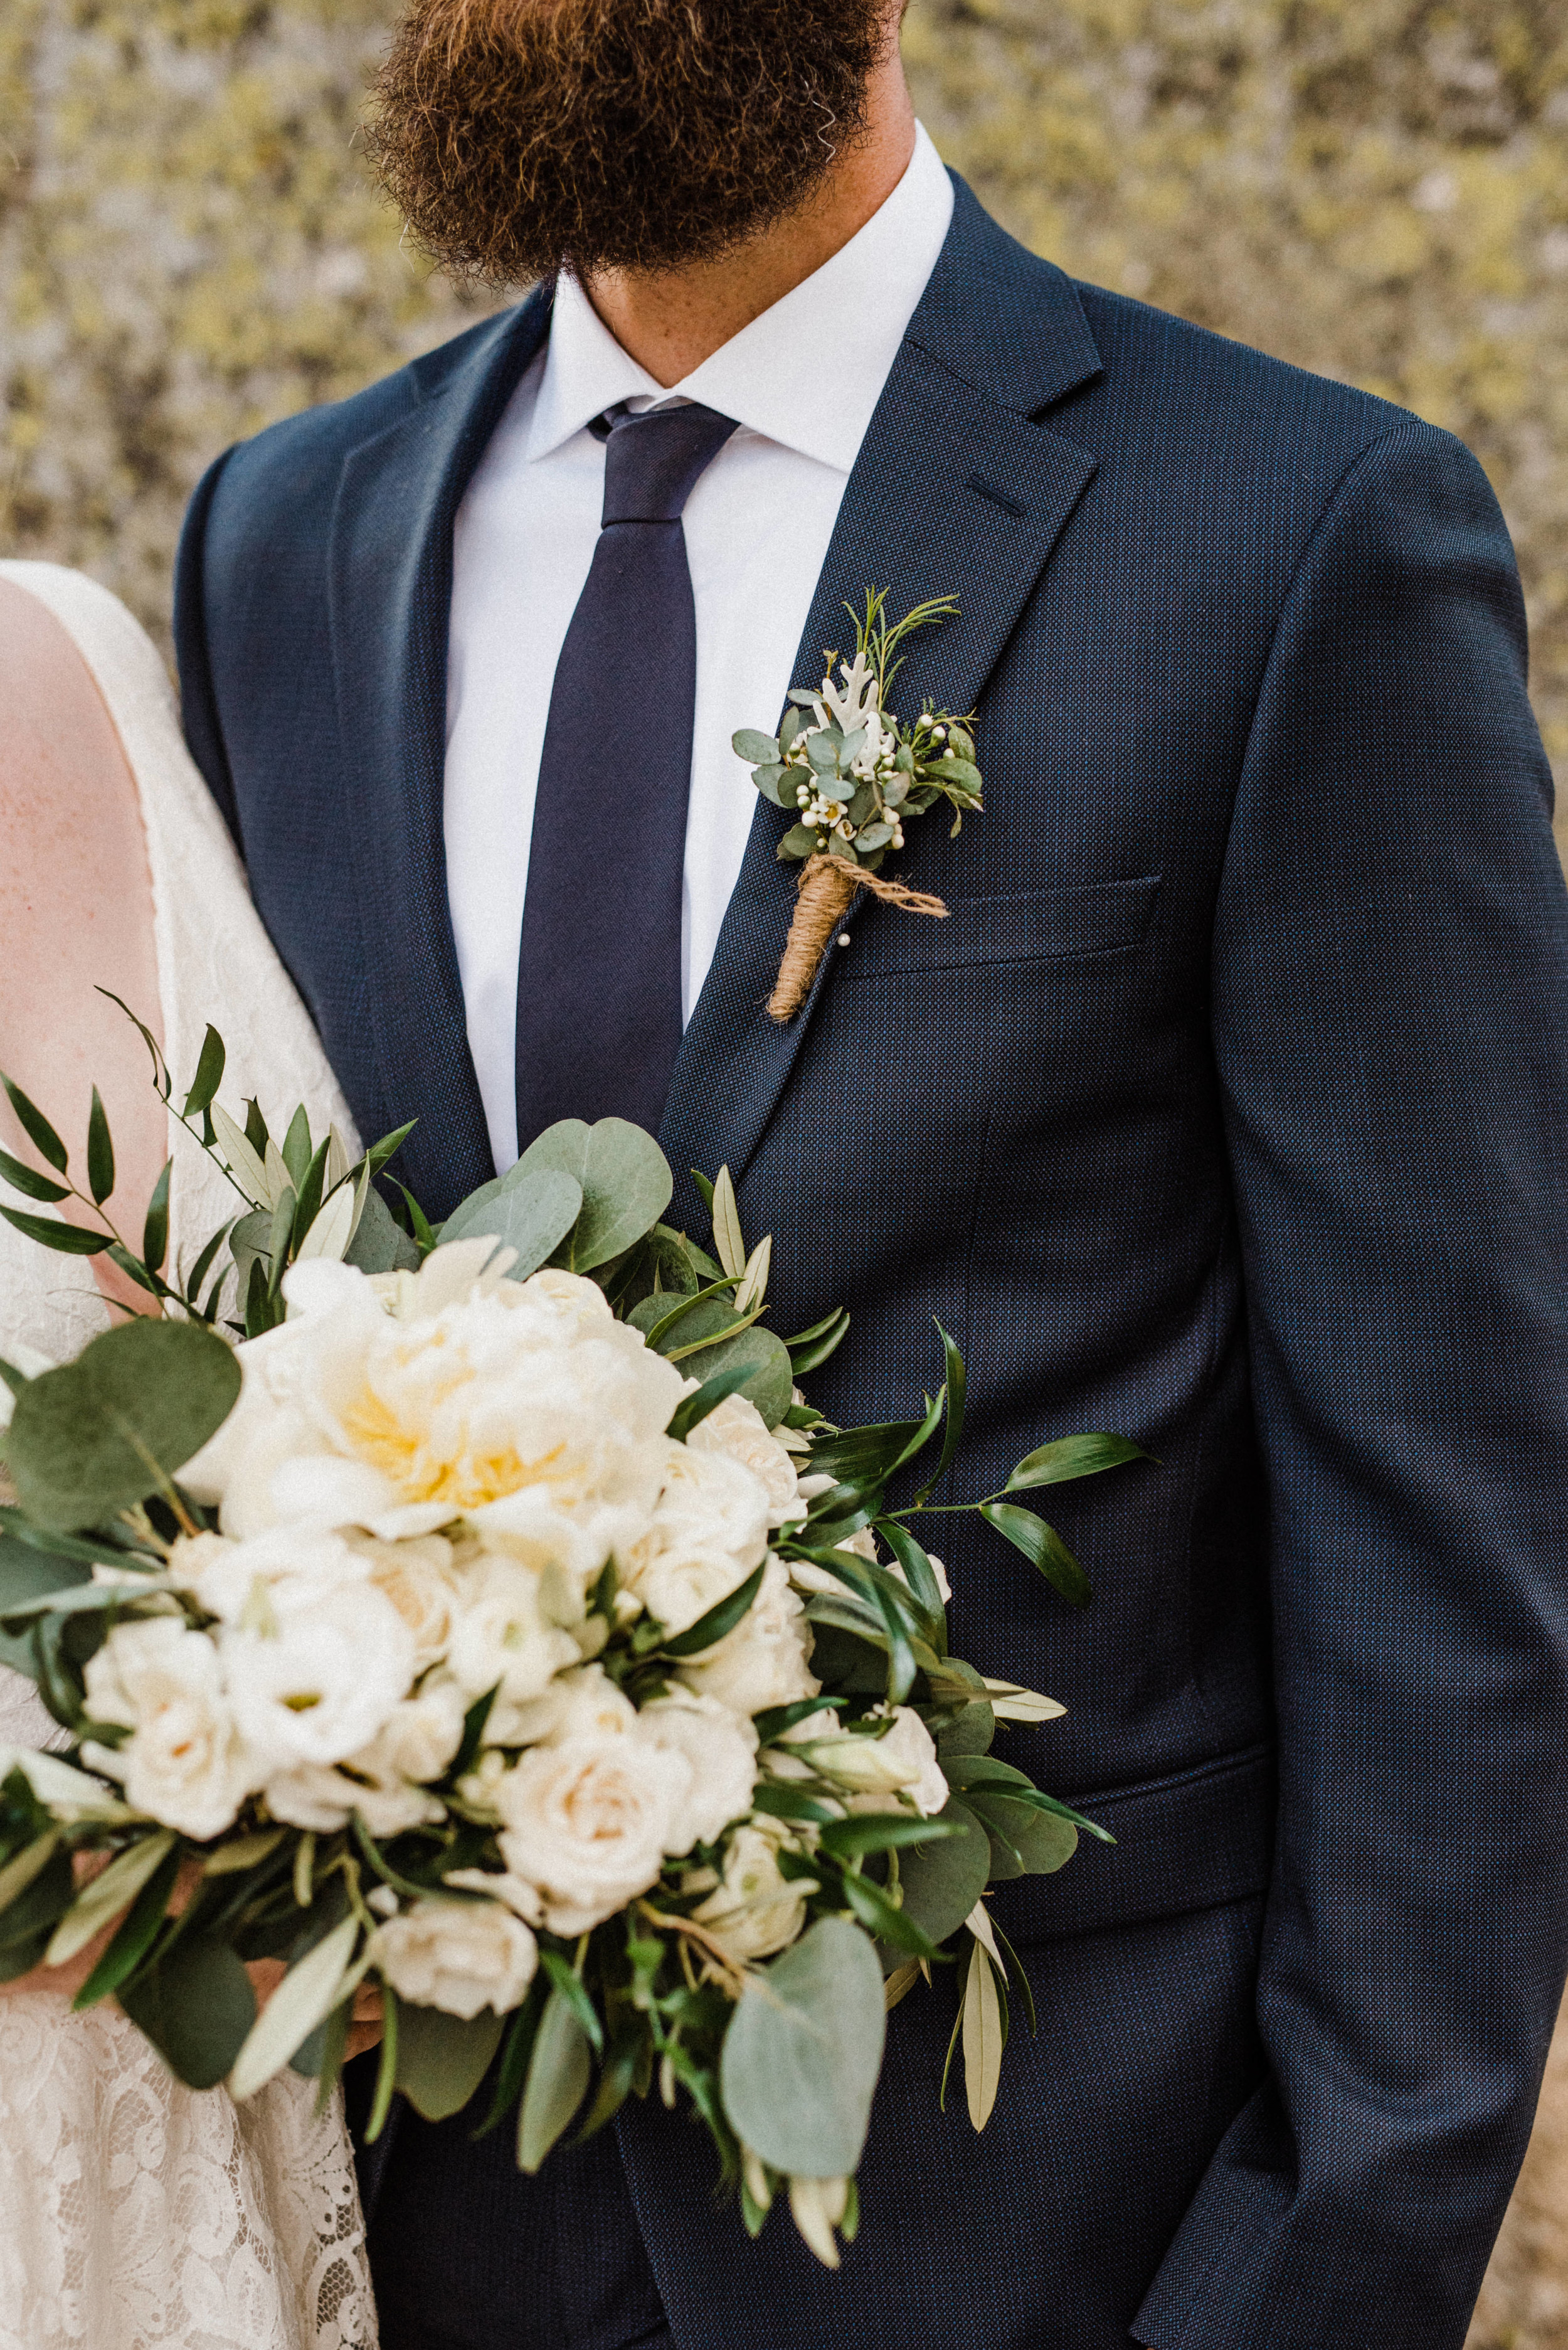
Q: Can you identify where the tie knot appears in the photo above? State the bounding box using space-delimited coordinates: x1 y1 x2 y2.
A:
600 401 739 526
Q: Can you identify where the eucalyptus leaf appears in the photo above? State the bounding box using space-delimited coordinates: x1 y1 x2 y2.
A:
752 763 794 806
344 1181 421 1274
0 1533 90 1676
678 1324 793 1430
968 1792 1078 1878
517 1984 591 2173
732 728 780 765
892 1798 993 1947
443 1166 584 1277
119 1933 257 2090
777 825 819 861
395 2001 506 2122
719 1917 885 2180
516 1120 672 1273
8 1319 242 1532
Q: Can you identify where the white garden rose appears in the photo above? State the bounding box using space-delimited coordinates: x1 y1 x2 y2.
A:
639 1692 760 1854
619 1441 770 1636
362 1679 469 1784
687 1395 802 1524
676 1557 819 1718
793 1706 948 1815
263 1757 441 1838
373 1897 538 2019
494 1733 690 1935
83 1618 254 1841
354 1533 462 1667
169 1523 374 1625
692 1820 812 1958
445 1549 585 1740
221 1578 415 1770
494 1662 636 1748
184 1247 684 1545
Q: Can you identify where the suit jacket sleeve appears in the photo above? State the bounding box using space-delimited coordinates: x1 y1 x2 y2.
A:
1135 421 1568 2349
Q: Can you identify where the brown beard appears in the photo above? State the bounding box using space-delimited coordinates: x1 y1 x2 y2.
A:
364 0 892 287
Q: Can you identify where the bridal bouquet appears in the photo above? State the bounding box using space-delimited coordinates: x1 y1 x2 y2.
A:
0 1024 1142 2264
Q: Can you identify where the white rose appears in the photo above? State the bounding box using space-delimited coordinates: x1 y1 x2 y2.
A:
639 1693 760 1854
221 1579 415 1770
677 1557 819 1718
361 1679 469 1784
794 1706 948 1816
687 1395 802 1524
83 1618 254 1841
692 1821 813 1958
373 1897 538 2019
620 1443 769 1637
494 1662 637 1748
263 1758 441 1837
354 1533 462 1667
494 1733 690 1935
171 1523 374 1626
445 1551 585 1738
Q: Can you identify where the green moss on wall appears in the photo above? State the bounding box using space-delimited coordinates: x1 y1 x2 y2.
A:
3 1 1565 824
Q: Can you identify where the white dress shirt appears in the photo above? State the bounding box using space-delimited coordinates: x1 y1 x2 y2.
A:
445 122 955 1172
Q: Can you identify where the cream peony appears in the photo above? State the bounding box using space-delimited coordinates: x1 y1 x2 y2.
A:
676 1557 819 1719
639 1692 760 1855
687 1395 803 1525
83 1618 254 1841
692 1820 813 1958
494 1733 690 1935
373 1897 538 2019
183 1247 684 1545
221 1578 415 1771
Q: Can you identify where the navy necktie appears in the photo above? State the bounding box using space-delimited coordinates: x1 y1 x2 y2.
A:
514 400 739 1154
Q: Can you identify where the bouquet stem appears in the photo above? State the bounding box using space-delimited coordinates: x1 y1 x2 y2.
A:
767 856 949 1022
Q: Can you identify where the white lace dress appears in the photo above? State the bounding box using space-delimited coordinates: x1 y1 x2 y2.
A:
0 562 378 2350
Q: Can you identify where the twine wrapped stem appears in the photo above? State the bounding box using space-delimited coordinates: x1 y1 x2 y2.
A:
766 854 948 1021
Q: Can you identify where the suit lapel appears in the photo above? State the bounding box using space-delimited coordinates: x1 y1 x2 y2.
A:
329 292 551 1218
661 180 1104 1216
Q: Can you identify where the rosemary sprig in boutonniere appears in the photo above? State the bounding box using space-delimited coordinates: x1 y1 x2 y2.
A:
733 591 983 1020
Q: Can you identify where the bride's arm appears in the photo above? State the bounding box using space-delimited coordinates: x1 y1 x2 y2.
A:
0 578 169 1309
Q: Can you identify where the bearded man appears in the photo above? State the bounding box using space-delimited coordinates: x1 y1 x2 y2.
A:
173 4 1568 2346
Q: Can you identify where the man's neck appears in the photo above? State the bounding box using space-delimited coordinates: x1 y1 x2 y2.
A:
580 47 917 388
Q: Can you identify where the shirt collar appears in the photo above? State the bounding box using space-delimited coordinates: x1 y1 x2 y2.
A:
526 121 955 474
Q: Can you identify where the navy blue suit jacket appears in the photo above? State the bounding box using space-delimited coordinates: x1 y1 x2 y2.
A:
176 177 1568 2347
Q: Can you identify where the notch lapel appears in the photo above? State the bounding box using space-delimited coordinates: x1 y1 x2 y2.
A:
329 292 551 1219
661 181 1104 1217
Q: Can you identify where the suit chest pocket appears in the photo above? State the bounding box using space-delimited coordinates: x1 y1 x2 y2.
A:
834 875 1162 981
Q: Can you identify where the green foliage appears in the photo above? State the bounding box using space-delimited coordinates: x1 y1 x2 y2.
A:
6 1316 240 1530
719 1916 886 2178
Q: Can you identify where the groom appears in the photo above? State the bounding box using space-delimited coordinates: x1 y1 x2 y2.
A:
174 2 1568 2344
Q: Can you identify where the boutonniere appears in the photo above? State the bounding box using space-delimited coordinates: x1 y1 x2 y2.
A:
732 591 983 1021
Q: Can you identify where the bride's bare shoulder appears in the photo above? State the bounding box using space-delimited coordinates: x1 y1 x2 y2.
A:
0 572 166 1227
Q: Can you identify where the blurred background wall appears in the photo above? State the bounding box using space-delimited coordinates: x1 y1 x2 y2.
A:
3 0 1566 829
1 4 1567 2343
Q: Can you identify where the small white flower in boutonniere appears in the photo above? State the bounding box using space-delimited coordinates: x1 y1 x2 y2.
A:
732 589 983 1019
